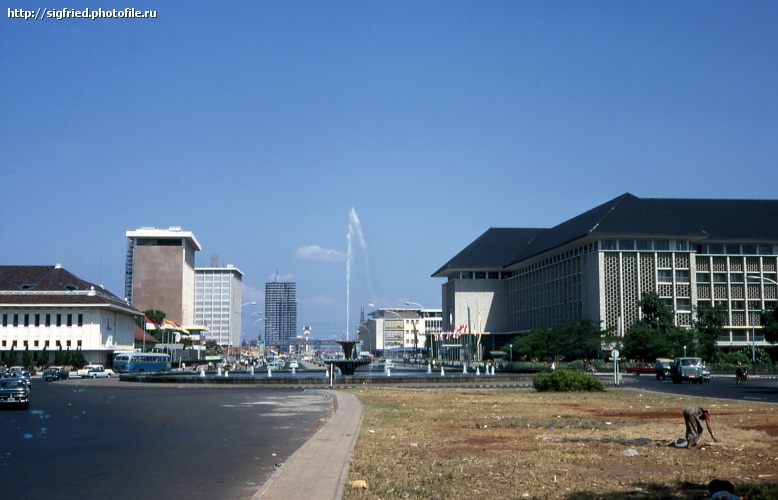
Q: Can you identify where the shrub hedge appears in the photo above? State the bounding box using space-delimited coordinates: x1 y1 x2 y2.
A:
533 368 604 392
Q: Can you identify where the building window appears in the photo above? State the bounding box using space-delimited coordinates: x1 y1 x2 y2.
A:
726 244 741 254
475 272 486 279
636 240 652 251
675 270 690 283
78 314 83 327
743 245 757 255
619 240 634 250
654 240 670 251
676 299 691 311
45 314 51 326
676 241 688 251
697 272 710 283
67 314 73 327
35 314 40 327
730 273 744 283
13 314 19 326
709 244 724 254
24 314 30 327
56 314 62 327
601 240 616 250
758 245 773 255
2 314 6 327
713 273 728 283
658 270 673 283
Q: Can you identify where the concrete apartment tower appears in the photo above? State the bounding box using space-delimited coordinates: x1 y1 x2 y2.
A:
195 264 244 348
264 281 297 347
125 227 201 325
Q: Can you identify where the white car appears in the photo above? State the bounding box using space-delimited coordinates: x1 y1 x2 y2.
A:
77 365 114 378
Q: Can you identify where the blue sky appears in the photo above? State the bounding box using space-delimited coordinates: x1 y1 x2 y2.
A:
2 1 777 340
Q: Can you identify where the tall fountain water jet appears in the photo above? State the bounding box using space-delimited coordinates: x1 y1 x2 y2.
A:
346 208 374 340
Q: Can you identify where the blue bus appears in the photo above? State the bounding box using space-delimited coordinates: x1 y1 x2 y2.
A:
113 352 171 373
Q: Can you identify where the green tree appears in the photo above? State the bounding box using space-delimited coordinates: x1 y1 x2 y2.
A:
205 341 222 356
504 320 602 362
22 346 33 370
760 306 778 344
55 345 65 366
639 292 674 333
71 348 87 369
623 324 670 360
5 346 17 367
38 345 49 368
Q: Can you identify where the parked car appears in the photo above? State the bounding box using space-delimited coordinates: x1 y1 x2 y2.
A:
671 357 704 384
626 362 655 376
77 365 113 378
8 368 31 388
288 360 299 369
655 358 674 380
43 366 70 381
0 376 30 409
267 360 284 369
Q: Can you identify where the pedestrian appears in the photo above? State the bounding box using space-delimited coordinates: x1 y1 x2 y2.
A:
683 406 718 448
551 361 556 371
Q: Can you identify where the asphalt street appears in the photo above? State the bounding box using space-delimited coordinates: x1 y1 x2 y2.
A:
620 372 778 403
0 378 333 500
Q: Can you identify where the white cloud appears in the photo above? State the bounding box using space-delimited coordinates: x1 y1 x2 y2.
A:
295 245 346 262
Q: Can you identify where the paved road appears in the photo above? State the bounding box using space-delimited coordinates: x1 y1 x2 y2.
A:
0 377 333 500
623 373 778 403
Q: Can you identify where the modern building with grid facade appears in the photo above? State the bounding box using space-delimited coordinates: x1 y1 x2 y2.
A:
433 193 778 352
194 265 243 348
264 281 297 347
125 227 201 326
358 308 443 356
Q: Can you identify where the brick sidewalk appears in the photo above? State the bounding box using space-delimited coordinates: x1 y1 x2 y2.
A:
253 390 364 500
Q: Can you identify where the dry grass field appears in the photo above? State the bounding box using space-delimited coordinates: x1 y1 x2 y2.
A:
343 385 778 499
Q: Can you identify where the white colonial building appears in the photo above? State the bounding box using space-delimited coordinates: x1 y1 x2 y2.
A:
0 265 142 366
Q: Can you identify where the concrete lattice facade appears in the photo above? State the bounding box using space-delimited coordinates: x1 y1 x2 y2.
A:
434 194 778 351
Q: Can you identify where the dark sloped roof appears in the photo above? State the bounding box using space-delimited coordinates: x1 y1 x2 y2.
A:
645 198 778 241
435 193 778 275
135 325 158 343
0 265 139 313
507 193 708 265
432 228 544 277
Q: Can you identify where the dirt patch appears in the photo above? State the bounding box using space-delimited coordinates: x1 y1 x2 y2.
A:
344 387 778 499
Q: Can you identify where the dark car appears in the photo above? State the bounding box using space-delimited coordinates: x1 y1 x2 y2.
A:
43 366 70 381
8 368 31 388
0 377 30 409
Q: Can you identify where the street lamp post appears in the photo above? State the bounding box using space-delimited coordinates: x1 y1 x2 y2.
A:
746 274 778 372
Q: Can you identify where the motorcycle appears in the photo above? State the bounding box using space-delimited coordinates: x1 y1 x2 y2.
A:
735 367 748 384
